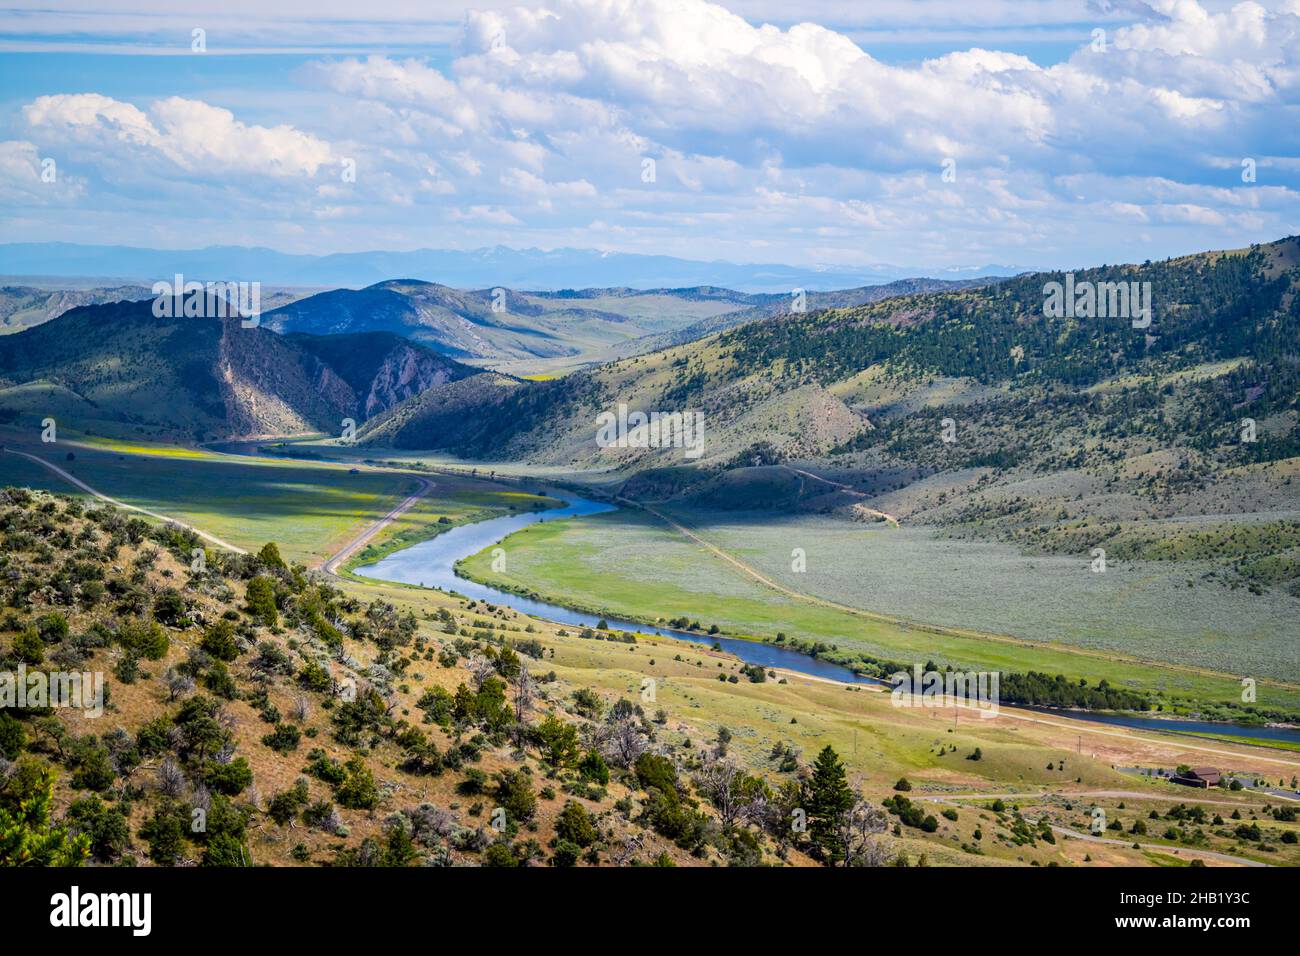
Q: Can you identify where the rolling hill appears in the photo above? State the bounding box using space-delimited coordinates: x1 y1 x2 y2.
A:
261 280 762 364
0 284 153 335
611 276 999 358
356 237 1300 596
0 282 319 337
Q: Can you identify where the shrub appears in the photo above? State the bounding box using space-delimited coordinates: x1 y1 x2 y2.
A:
153 589 188 627
69 738 116 792
571 688 602 719
0 712 26 760
457 768 488 796
201 620 241 662
335 756 378 810
577 749 609 785
118 618 169 660
550 840 581 867
204 757 254 796
12 627 43 665
482 841 519 867
138 803 187 865
494 769 537 823
555 801 598 848
634 752 678 795
245 576 279 627
535 714 579 768
67 796 131 862
261 723 302 754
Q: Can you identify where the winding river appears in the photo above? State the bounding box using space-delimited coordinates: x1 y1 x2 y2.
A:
355 492 881 684
352 487 1300 746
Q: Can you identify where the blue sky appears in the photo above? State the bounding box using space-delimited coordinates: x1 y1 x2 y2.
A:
2 0 1297 273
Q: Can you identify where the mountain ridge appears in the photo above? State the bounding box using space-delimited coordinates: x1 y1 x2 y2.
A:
0 242 1022 293
0 300 479 442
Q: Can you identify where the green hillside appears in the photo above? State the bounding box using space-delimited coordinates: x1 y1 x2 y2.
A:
358 237 1300 600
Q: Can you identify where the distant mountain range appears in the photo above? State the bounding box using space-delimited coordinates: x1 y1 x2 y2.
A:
261 281 764 362
0 242 1023 293
1 273 994 366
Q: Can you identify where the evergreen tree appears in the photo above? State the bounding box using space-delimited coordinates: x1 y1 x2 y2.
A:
0 759 90 866
257 541 287 571
806 745 854 863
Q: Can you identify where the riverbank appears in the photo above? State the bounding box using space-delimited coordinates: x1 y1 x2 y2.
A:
349 483 1300 745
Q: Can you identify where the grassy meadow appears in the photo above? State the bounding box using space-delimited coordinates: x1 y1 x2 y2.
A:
457 508 1300 712
0 431 418 564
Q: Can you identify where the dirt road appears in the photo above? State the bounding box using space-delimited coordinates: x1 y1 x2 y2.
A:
784 465 901 525
3 447 248 554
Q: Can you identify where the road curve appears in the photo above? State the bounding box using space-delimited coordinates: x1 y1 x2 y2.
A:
3 448 248 554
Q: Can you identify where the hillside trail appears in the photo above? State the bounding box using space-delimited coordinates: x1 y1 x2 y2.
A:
783 465 900 526
2 447 248 554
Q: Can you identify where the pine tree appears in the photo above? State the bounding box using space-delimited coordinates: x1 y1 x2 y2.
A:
256 541 287 571
806 745 854 863
0 759 90 866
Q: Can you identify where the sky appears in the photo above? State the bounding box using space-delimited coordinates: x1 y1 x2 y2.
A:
1 0 1298 272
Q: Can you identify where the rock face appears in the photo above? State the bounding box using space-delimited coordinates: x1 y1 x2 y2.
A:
0 300 480 441
362 343 456 418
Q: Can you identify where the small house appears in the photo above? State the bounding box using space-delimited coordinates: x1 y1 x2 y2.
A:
1172 767 1220 788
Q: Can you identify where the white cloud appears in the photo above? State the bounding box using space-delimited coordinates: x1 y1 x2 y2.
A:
0 140 85 203
22 93 336 178
6 0 1300 268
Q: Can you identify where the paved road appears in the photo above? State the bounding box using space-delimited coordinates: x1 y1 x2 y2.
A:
321 476 432 576
1119 766 1300 801
3 447 248 553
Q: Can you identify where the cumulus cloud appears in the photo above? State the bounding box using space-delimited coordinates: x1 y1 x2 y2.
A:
7 0 1300 267
0 140 86 204
22 93 336 178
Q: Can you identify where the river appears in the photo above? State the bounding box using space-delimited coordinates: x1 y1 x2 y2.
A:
354 491 882 684
351 486 1300 745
